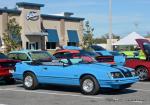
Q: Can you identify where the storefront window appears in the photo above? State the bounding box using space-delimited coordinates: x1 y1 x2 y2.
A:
26 42 38 50
46 42 56 49
67 42 77 46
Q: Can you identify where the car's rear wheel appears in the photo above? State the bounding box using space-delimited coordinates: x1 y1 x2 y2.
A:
23 72 38 90
80 75 100 95
136 66 148 81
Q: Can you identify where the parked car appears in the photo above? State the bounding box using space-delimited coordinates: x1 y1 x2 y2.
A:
125 39 150 81
8 50 55 62
9 50 138 95
90 45 126 65
54 49 115 64
0 53 18 84
120 50 146 60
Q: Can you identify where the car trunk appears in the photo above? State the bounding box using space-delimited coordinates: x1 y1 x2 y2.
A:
0 59 18 76
136 39 150 61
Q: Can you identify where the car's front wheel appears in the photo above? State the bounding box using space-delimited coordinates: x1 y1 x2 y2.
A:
80 75 100 95
23 72 38 90
136 66 148 81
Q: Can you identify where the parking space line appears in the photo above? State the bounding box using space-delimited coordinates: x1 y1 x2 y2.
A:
0 88 104 99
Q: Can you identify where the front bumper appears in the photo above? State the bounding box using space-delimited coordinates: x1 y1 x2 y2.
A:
99 77 139 89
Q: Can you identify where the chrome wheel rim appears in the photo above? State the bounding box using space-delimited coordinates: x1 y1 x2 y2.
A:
82 79 94 92
24 76 33 87
136 68 148 80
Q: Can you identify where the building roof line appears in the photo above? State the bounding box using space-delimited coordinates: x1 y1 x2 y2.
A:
0 8 21 14
41 14 85 21
16 2 44 7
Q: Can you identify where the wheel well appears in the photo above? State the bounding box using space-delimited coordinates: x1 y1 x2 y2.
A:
135 65 147 70
23 71 35 77
80 74 97 80
79 74 100 88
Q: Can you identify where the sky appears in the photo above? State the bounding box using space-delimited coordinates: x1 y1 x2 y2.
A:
0 0 150 38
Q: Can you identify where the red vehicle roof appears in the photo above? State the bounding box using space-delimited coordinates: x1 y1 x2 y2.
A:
54 49 79 54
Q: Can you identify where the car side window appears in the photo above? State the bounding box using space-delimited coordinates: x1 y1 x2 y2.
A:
8 53 18 60
18 53 30 61
54 53 64 58
64 52 73 59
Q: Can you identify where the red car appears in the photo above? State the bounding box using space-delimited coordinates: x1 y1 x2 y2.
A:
125 39 150 81
0 53 18 84
53 49 115 64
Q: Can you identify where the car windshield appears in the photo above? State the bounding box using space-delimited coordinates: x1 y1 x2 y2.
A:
91 45 106 51
96 51 112 56
110 51 121 56
29 51 55 61
79 50 99 57
143 42 150 55
0 53 8 59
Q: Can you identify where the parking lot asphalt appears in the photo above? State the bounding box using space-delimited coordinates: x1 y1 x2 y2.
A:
0 81 150 105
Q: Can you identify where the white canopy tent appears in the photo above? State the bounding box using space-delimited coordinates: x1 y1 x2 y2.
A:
113 32 145 45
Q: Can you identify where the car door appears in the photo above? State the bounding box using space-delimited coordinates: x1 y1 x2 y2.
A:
37 63 80 86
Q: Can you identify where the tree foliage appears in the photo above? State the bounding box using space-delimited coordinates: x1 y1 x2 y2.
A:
3 18 22 52
93 33 120 44
145 32 150 38
82 21 94 50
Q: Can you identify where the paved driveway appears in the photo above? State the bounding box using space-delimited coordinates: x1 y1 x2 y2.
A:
0 81 150 105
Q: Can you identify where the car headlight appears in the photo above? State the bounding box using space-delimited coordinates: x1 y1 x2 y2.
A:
110 72 124 78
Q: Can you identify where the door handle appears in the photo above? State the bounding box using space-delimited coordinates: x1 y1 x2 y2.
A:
43 67 48 70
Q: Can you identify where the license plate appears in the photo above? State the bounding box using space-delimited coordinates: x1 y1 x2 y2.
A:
9 70 14 73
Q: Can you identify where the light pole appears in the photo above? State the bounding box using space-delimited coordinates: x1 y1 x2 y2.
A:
109 0 112 50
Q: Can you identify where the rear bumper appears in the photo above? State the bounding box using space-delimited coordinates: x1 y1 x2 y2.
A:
0 74 12 81
99 77 139 89
0 72 11 77
0 69 14 81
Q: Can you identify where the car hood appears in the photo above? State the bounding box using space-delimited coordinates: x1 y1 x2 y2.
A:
136 39 150 58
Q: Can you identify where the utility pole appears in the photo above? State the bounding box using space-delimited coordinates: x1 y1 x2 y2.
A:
108 0 113 50
134 22 139 32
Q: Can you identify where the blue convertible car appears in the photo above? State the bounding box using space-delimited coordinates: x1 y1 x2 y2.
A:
8 50 139 95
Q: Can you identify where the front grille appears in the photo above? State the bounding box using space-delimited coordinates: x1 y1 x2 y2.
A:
114 67 133 77
122 71 132 77
0 62 16 67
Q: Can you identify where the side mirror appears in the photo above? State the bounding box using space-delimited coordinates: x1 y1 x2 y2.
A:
59 60 70 67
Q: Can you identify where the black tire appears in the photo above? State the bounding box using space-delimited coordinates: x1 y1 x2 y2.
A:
136 66 148 81
23 72 38 90
80 75 100 95
4 77 16 85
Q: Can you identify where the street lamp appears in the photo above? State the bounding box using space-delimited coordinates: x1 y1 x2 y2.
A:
109 0 112 50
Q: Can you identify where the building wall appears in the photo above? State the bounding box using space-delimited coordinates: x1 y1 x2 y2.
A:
8 14 20 23
18 6 42 49
0 13 8 46
42 19 84 47
0 14 2 38
0 3 84 50
65 20 83 45
42 19 61 43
